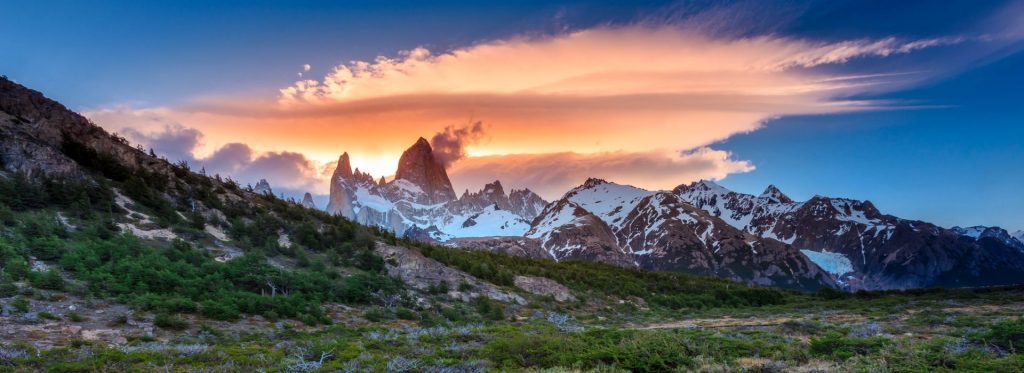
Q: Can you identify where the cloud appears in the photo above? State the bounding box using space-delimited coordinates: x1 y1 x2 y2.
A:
86 18 1015 197
84 109 328 200
277 26 957 106
303 64 311 72
120 124 202 166
430 121 487 168
448 147 754 199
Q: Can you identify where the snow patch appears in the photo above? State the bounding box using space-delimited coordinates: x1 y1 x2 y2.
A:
800 249 853 276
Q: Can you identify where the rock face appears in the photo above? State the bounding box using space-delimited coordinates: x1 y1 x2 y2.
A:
301 193 316 209
393 137 457 204
325 153 358 219
375 242 525 304
675 180 1024 290
513 276 576 302
326 139 547 239
0 77 173 179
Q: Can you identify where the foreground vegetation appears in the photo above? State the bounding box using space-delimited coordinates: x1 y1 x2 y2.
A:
3 290 1024 372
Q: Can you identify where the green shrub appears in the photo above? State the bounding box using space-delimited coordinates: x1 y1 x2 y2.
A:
66 311 86 322
977 318 1024 352
11 296 30 313
428 281 449 295
31 269 65 290
485 331 577 368
154 313 188 330
395 308 417 320
200 300 240 321
38 311 59 320
0 275 18 297
810 331 889 360
363 307 390 322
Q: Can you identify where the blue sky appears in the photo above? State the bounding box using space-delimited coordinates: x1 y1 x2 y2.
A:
2 0 1022 230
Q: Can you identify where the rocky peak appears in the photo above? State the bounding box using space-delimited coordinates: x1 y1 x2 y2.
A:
674 179 730 195
509 188 547 220
254 179 273 195
301 193 316 209
378 176 386 186
394 137 456 204
580 178 609 190
759 184 793 203
334 152 353 180
482 180 505 196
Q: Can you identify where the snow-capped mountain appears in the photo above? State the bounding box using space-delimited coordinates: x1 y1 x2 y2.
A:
951 226 1024 252
325 138 546 239
675 181 1024 290
466 178 837 290
322 138 1023 291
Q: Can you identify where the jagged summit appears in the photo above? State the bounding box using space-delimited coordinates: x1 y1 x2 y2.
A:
335 152 353 179
254 179 273 195
759 184 793 203
325 138 546 238
301 192 316 209
482 180 504 195
394 137 456 204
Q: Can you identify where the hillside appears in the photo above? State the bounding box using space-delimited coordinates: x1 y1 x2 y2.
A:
3 76 1024 371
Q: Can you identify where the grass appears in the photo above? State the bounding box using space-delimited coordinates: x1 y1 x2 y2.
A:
2 309 1023 372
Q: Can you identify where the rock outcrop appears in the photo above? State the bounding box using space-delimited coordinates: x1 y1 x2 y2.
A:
0 77 173 179
513 276 577 302
374 243 525 304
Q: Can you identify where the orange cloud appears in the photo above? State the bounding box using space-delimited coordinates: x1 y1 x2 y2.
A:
85 24 961 194
448 148 754 200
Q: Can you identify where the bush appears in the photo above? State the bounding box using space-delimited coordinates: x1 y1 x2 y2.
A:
154 313 188 330
364 307 390 322
11 297 29 313
200 300 240 321
66 311 86 322
30 269 65 290
810 331 889 360
977 318 1024 352
38 311 59 320
395 308 417 320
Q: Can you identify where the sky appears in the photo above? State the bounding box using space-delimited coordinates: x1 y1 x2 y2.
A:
2 0 1022 230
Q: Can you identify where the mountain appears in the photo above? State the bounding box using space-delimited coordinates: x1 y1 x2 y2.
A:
253 179 273 196
1015 230 1024 244
321 135 1024 291
457 178 836 290
326 140 547 240
301 192 316 209
675 181 1024 290
951 225 1024 251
